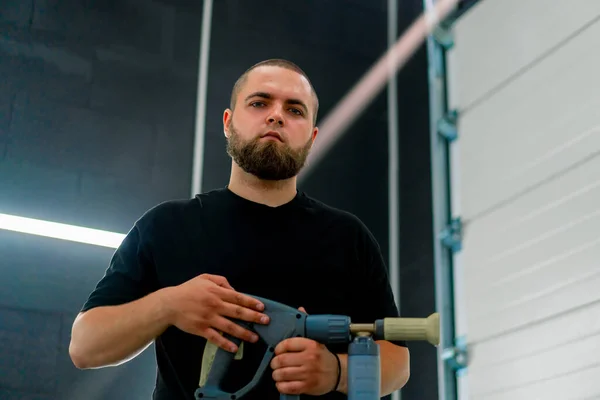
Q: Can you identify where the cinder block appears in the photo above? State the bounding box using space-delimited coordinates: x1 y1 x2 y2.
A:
172 9 201 65
0 389 54 400
30 41 91 80
89 80 161 122
9 91 155 179
0 307 61 393
78 169 169 230
151 163 191 200
78 171 155 203
338 6 387 58
59 313 77 351
0 81 13 137
91 50 174 87
0 0 34 27
33 1 160 54
0 34 92 81
25 71 90 107
0 48 90 108
0 142 7 161
0 152 80 195
67 117 195 205
0 229 119 312
32 0 103 41
153 121 194 166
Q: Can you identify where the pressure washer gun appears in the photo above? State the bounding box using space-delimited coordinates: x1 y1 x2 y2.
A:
194 295 439 400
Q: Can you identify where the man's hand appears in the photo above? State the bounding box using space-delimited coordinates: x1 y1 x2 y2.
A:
270 307 340 396
270 337 339 396
163 274 270 353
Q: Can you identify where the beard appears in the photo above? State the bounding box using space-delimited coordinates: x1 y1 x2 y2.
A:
226 122 313 181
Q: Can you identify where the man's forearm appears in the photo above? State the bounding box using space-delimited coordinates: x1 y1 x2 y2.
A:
69 288 174 369
336 341 410 396
377 341 410 395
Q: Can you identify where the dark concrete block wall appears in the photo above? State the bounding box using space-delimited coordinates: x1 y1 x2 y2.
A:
0 0 201 399
0 0 199 234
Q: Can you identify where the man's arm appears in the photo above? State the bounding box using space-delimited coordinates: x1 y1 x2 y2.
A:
69 288 172 369
70 223 164 369
335 341 410 395
70 274 270 370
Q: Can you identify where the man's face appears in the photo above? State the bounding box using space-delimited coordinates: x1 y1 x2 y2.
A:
223 66 318 181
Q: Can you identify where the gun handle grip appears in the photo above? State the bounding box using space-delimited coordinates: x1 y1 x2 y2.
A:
280 395 300 400
204 334 243 387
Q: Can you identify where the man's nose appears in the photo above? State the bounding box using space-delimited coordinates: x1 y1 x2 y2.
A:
267 109 284 126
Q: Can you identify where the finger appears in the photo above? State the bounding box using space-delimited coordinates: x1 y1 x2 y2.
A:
202 274 234 290
212 316 259 344
270 353 305 370
298 307 307 314
217 287 266 312
274 337 312 355
217 299 270 326
276 381 304 395
203 327 240 353
272 366 307 382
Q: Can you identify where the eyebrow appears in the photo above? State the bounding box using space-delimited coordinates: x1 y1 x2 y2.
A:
244 91 309 115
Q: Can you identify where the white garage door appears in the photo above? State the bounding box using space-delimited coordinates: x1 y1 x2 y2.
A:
445 0 600 399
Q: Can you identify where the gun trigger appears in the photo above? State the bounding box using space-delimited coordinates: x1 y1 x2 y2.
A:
198 337 245 387
235 342 244 360
199 342 217 387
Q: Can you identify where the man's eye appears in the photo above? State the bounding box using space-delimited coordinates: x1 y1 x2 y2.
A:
289 108 302 115
250 102 265 107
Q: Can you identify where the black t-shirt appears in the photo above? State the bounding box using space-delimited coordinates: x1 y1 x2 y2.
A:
81 187 405 400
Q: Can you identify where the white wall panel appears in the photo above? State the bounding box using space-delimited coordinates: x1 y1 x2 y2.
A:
444 0 600 399
469 300 600 368
455 18 600 220
467 301 600 397
463 156 600 337
469 332 600 397
448 0 600 111
483 364 600 400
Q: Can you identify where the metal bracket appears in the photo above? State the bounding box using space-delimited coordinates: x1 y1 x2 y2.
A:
437 109 458 142
440 217 462 252
433 25 454 50
441 335 469 373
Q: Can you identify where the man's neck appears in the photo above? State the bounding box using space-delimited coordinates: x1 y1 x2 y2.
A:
228 164 298 207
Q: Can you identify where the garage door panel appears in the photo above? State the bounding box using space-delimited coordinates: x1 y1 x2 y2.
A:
468 271 600 342
458 19 600 220
469 301 600 369
469 332 600 397
462 160 600 279
449 0 600 110
463 154 600 298
478 363 600 400
467 205 600 287
467 236 600 321
462 157 600 271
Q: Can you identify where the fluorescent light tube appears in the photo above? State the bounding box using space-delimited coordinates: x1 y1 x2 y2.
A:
0 213 125 249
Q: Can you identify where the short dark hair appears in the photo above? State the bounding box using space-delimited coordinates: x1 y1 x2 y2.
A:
229 59 319 125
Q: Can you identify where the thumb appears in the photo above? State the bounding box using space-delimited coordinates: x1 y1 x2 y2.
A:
298 306 308 314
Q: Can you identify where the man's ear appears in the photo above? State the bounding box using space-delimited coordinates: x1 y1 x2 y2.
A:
311 126 319 142
223 109 232 137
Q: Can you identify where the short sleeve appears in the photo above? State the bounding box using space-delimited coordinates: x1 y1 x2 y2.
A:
80 224 157 313
352 224 407 347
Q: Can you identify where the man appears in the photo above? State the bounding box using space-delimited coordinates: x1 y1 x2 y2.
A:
69 59 410 399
